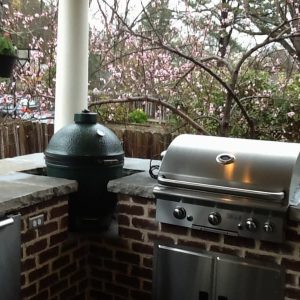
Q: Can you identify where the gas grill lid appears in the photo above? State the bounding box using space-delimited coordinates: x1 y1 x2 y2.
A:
157 135 300 205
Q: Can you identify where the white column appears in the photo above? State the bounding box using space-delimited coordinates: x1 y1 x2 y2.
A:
54 0 89 132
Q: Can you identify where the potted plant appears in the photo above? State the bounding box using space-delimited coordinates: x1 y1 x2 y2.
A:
0 33 17 78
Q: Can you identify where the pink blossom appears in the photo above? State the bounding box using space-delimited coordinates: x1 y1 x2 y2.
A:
287 112 295 118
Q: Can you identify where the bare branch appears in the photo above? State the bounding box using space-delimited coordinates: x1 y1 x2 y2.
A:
124 0 131 21
96 0 108 30
199 56 234 74
88 96 210 134
233 30 300 80
170 115 221 135
92 0 255 133
89 45 162 78
141 2 164 44
230 95 272 115
174 66 195 88
149 43 253 129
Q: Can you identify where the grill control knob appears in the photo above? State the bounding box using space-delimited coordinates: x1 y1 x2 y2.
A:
245 218 257 232
208 212 221 226
173 207 186 219
263 222 273 233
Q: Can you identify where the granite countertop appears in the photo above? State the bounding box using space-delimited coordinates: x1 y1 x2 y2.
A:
110 157 159 198
1 153 300 223
0 153 157 215
0 153 77 215
107 171 156 199
0 153 46 175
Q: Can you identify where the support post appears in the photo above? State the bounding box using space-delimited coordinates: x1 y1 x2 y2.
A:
54 0 89 132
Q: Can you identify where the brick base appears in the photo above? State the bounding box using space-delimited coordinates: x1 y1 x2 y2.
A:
19 196 89 300
18 194 300 300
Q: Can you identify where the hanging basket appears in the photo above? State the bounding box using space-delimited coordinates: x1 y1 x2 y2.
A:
0 54 17 78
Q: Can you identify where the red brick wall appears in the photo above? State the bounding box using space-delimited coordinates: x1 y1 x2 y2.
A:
19 196 89 300
88 194 300 300
17 193 300 300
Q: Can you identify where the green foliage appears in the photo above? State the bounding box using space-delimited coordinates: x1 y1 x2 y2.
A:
237 69 272 98
0 35 16 56
95 104 128 124
229 69 300 141
141 0 173 36
128 109 148 124
92 105 149 125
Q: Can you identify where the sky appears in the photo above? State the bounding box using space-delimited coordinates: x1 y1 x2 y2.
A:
88 0 265 50
88 0 184 29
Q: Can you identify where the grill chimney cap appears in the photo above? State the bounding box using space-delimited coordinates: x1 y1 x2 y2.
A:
74 109 97 124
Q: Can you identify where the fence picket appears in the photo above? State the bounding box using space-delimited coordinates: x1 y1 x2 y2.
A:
0 120 174 160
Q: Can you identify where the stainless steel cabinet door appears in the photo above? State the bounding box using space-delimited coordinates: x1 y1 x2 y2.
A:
0 215 21 300
214 256 284 300
153 244 213 300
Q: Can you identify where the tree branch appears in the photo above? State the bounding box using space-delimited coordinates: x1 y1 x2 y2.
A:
230 95 272 114
88 96 210 134
233 31 300 80
174 65 195 88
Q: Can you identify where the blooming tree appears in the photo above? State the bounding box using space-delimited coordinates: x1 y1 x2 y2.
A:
0 0 57 121
88 0 300 140
1 0 300 140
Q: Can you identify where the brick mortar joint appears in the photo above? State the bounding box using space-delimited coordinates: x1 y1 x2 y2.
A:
21 228 66 246
20 199 68 215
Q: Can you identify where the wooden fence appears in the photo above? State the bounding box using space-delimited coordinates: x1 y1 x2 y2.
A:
0 120 174 159
0 120 54 158
108 123 175 159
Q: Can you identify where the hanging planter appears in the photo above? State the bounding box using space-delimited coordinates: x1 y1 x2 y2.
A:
0 35 17 78
0 53 16 78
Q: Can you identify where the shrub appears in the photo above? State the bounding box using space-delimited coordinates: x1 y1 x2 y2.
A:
0 35 16 56
128 108 148 123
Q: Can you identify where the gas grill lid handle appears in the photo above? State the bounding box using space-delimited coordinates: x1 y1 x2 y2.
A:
157 176 285 201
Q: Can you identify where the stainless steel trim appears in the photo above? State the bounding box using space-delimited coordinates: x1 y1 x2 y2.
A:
153 185 288 212
0 218 14 229
0 214 21 300
158 244 208 257
157 176 285 200
192 225 238 236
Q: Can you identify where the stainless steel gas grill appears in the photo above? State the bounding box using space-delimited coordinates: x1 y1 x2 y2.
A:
154 134 300 243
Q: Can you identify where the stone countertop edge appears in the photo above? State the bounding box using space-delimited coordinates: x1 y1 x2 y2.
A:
107 171 156 199
0 173 78 215
0 153 159 214
1 153 300 222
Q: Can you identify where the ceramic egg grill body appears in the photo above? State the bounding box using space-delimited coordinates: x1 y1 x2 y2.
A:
45 111 124 231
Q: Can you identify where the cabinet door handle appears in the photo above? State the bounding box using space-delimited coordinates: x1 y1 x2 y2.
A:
199 291 209 300
0 218 14 229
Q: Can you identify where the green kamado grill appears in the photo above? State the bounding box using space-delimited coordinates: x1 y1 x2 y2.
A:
45 110 124 231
